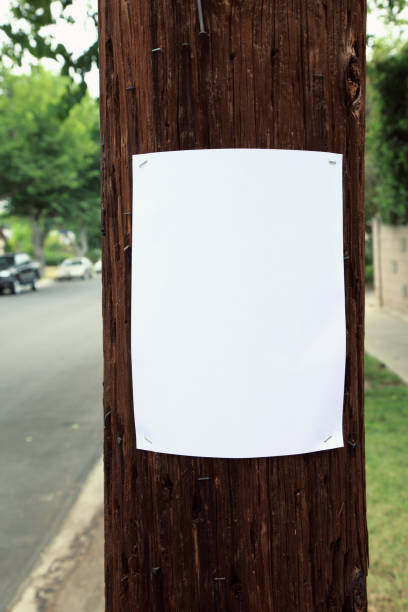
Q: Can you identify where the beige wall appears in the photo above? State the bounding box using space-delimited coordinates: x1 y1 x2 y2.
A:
372 219 408 312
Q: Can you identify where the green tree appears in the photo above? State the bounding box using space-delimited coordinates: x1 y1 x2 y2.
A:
1 216 34 255
368 41 408 224
0 1 98 90
59 92 100 255
370 0 408 24
365 77 381 224
0 67 99 265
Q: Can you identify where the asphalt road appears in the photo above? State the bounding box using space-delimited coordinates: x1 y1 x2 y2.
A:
0 278 103 609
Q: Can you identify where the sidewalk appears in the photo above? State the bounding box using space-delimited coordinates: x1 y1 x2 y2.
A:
9 291 407 612
365 290 408 383
8 459 104 612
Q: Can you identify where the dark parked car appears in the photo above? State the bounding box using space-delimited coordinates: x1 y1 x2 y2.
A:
0 253 41 294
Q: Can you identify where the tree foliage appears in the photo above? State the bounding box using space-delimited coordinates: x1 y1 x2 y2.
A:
0 68 72 219
0 1 98 89
59 90 100 253
370 0 408 24
0 67 100 263
367 42 408 224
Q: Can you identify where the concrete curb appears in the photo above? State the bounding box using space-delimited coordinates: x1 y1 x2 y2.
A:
7 458 103 612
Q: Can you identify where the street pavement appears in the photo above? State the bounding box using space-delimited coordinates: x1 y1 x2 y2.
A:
0 278 103 610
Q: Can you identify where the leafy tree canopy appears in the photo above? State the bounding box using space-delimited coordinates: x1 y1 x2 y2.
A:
367 41 408 224
0 1 98 90
0 67 73 219
59 88 100 251
0 67 99 262
371 0 408 24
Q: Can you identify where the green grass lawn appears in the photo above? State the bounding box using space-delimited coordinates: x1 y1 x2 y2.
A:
365 354 408 611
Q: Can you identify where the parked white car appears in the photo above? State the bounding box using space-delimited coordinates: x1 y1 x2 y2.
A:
57 257 93 280
93 259 102 274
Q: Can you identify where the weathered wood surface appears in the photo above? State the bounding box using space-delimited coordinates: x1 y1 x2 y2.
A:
99 2 367 610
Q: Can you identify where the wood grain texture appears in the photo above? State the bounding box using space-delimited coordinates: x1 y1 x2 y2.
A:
99 2 367 610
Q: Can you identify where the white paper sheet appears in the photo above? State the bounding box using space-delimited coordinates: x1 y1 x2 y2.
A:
131 149 345 458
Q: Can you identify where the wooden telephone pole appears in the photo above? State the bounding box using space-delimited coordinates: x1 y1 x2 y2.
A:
99 2 368 610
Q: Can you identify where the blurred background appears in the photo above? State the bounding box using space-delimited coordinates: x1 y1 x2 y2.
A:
0 1 407 611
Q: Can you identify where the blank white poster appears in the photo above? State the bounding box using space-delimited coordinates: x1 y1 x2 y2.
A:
131 149 345 458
